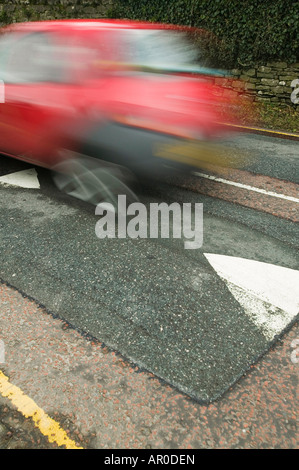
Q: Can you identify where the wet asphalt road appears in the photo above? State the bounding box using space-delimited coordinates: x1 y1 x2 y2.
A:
0 131 298 449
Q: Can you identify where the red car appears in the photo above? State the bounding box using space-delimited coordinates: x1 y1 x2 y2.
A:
0 19 239 205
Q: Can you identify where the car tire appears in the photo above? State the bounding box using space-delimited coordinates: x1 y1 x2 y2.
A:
52 151 139 211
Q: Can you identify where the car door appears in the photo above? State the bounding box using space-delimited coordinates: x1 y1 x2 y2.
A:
0 29 83 167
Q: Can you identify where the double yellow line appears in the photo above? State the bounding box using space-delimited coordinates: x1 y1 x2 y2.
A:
0 370 83 449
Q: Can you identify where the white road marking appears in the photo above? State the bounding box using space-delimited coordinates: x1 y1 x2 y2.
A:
0 168 40 189
193 172 299 203
204 253 299 340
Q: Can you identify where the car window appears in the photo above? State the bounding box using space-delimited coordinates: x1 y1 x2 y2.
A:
0 32 67 84
0 32 17 80
60 30 118 81
122 30 200 68
0 30 113 84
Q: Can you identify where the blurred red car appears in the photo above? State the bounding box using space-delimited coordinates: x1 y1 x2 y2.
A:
0 19 239 205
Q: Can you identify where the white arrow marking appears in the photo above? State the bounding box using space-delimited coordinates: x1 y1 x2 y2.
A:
0 168 40 189
204 253 299 341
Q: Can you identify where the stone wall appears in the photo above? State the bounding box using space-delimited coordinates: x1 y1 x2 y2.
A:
202 62 299 106
230 62 299 105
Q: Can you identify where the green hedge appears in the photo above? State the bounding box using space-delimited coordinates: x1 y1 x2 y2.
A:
108 0 299 68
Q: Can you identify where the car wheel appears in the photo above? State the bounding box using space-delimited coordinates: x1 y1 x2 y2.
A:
52 152 139 211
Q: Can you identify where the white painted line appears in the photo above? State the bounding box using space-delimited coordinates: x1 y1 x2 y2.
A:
204 253 299 341
0 168 40 189
193 172 299 203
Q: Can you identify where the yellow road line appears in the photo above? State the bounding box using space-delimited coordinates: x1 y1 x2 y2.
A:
0 370 83 449
220 122 299 138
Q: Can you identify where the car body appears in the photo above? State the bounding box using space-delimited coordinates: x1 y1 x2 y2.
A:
0 19 241 204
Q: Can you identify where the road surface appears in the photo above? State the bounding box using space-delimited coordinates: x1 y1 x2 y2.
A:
0 131 298 450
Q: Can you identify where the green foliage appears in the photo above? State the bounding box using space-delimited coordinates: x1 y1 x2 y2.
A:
235 100 299 134
108 0 299 68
